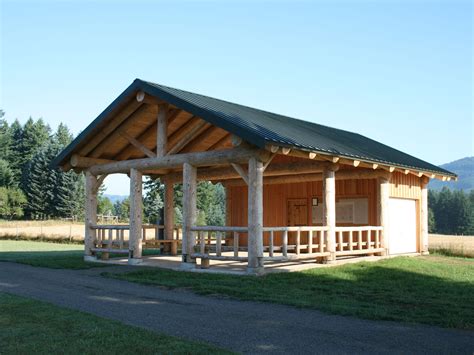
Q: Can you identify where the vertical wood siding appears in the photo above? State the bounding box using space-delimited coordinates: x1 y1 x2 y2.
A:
389 172 422 200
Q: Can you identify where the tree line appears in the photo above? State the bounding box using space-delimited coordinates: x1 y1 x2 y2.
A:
0 111 225 226
428 188 474 235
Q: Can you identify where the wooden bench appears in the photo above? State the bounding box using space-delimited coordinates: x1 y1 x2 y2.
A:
143 239 180 255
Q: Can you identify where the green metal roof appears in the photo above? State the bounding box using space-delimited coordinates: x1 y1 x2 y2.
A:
53 78 456 177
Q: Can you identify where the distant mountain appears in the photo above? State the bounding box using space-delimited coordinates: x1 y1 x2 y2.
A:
429 157 474 191
104 194 128 203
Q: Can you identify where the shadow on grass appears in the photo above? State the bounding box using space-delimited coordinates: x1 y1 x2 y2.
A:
105 257 474 329
0 248 162 269
0 250 104 269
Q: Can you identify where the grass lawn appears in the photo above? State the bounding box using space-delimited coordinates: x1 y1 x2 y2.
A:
105 256 474 330
0 240 97 269
0 293 229 354
0 240 161 269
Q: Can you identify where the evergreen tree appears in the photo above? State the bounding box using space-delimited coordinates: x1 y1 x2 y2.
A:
7 119 23 183
450 190 471 235
0 159 16 188
114 198 130 221
143 177 164 224
18 118 51 192
434 187 452 234
0 111 12 162
0 186 27 219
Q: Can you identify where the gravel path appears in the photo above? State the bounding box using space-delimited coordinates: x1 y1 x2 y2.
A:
1 262 472 354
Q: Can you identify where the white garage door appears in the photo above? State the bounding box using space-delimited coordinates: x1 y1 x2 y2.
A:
389 198 417 254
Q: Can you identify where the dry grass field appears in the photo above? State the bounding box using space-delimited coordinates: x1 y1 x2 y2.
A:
429 234 474 258
0 220 86 242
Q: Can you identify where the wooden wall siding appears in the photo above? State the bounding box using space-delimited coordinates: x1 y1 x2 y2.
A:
228 178 378 246
389 172 422 200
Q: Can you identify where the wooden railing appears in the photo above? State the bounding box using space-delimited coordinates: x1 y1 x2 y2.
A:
262 226 330 260
190 225 385 264
334 226 384 255
91 224 182 255
191 226 249 261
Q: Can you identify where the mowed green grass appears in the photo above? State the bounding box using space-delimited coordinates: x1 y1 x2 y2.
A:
0 240 160 269
0 240 96 269
105 256 474 330
0 293 230 354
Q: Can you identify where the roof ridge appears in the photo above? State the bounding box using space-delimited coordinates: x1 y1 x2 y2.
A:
139 79 359 138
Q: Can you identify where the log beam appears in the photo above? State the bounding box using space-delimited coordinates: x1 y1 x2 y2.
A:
89 146 270 175
222 168 389 187
71 155 115 168
119 131 156 158
231 163 249 185
165 160 337 184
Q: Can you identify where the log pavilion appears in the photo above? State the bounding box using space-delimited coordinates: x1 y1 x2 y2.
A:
53 79 456 274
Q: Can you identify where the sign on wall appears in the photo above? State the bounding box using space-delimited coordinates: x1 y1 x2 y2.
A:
312 197 369 224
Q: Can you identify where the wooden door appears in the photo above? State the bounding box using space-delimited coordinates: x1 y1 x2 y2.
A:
287 199 308 248
287 199 308 226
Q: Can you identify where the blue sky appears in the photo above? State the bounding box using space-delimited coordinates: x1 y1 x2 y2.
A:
1 0 472 195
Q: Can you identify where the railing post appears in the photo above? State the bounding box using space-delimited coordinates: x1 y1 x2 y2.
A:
247 157 264 275
182 162 197 268
84 172 98 261
233 232 239 257
269 231 274 257
216 232 222 256
296 230 301 255
323 167 336 263
199 231 205 254
308 230 313 254
282 230 288 257
129 168 143 264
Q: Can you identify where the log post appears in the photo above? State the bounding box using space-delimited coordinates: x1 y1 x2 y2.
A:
379 176 390 256
323 167 336 263
157 104 168 157
420 177 429 255
84 171 98 261
129 168 143 264
182 162 197 268
164 180 175 255
247 157 264 275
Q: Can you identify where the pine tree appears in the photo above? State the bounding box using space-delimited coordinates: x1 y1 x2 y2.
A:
435 187 452 234
0 159 16 188
0 111 12 162
450 190 471 235
19 118 51 192
7 119 23 184
143 177 163 224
